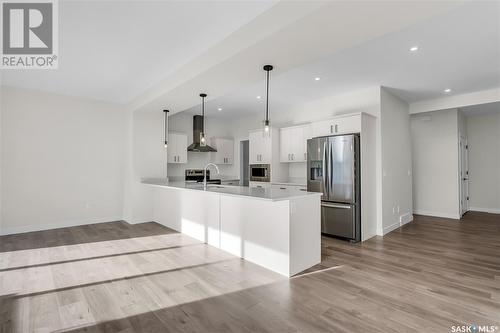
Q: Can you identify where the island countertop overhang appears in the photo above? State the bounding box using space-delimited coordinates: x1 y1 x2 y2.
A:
141 178 322 202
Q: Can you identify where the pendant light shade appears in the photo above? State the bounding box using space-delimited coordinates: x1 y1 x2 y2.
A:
263 65 273 135
199 93 207 146
163 109 169 148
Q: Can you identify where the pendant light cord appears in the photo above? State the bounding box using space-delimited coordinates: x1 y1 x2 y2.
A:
163 109 169 146
202 95 205 133
263 65 273 127
265 69 270 122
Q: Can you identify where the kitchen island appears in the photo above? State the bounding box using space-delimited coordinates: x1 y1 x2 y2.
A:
142 179 321 277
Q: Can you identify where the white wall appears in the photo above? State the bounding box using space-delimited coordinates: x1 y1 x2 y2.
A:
410 109 461 219
379 88 413 234
1 87 128 235
122 109 164 224
467 112 500 213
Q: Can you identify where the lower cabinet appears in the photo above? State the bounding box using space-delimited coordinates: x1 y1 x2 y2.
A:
221 180 239 186
249 181 271 189
271 184 307 192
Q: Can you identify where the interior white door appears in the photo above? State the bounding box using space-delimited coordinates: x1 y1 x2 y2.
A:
459 135 469 216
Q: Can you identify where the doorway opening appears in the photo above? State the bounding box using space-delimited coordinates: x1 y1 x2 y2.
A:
459 134 469 217
240 140 249 186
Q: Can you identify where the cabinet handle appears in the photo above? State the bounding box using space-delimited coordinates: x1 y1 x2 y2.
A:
174 156 177 162
330 125 333 133
335 124 338 133
292 154 294 160
280 187 286 190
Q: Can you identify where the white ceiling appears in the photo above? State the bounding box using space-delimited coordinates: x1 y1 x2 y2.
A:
183 1 500 119
0 0 277 103
1 0 498 118
461 102 500 117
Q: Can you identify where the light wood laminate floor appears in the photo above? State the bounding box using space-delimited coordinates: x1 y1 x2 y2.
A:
1 212 499 332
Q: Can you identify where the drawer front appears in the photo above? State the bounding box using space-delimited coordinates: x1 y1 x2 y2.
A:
271 184 307 191
321 202 355 239
249 182 271 189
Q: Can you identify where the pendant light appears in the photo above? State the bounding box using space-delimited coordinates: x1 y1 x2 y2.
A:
163 109 169 148
263 65 273 135
199 93 207 146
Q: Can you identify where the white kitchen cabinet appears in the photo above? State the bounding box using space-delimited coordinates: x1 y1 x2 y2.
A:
167 133 188 164
221 180 239 186
211 138 234 164
311 114 361 138
271 183 307 191
280 125 310 163
249 181 271 189
249 129 272 164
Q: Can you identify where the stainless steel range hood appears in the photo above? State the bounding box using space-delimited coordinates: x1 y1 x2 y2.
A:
187 115 217 152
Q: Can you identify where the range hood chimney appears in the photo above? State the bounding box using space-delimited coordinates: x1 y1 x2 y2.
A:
187 115 217 152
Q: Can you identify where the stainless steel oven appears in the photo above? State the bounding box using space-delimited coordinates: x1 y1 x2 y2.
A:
249 164 270 182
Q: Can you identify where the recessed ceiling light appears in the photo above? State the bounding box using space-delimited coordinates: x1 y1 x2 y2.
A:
218 107 222 111
256 96 261 99
314 77 321 81
444 88 451 93
410 46 419 52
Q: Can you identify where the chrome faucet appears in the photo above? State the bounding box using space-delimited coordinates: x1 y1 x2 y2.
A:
203 163 220 189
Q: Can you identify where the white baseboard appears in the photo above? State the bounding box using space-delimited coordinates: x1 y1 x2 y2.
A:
382 214 413 235
0 216 123 236
469 207 500 214
413 210 460 220
124 217 154 225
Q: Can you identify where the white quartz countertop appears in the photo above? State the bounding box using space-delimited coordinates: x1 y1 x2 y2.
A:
142 179 321 202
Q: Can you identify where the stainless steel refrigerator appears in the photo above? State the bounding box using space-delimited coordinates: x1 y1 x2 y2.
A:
307 134 361 242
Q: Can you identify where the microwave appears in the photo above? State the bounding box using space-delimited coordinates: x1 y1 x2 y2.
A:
249 164 270 182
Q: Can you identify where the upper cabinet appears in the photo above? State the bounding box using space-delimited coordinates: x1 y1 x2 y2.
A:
249 129 272 164
167 133 188 164
280 125 311 163
311 114 361 138
211 138 234 165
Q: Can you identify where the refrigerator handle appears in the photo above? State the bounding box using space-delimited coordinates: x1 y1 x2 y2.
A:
351 138 357 203
322 140 328 198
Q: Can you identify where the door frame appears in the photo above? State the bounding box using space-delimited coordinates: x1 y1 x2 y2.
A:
459 134 469 217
